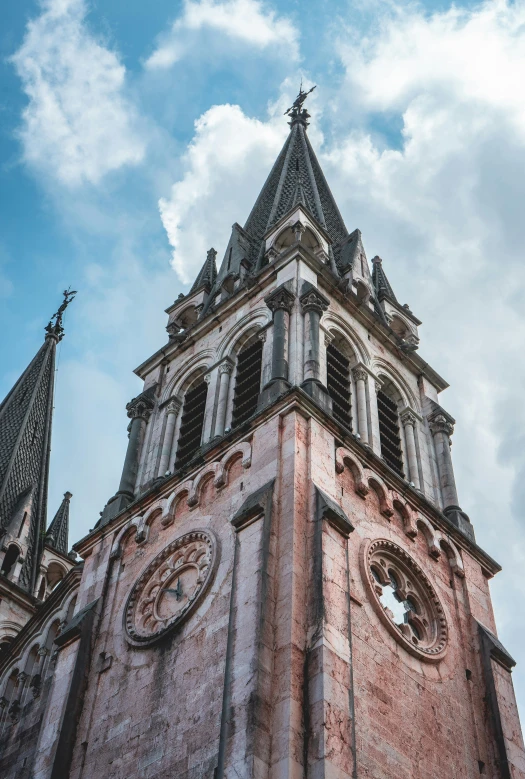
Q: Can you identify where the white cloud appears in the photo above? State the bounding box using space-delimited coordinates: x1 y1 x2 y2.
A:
146 0 299 70
11 0 146 186
159 103 288 283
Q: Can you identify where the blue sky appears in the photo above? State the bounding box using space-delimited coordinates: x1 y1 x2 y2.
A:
2 0 525 722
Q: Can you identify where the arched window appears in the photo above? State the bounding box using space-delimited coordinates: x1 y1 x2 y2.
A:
326 339 352 431
231 338 263 428
377 379 404 477
46 563 65 593
1 545 19 577
0 637 13 658
175 376 208 470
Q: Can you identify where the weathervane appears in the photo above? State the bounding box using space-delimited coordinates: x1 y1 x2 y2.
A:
284 83 317 117
45 287 77 341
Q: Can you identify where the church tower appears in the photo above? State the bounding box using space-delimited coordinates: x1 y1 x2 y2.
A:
0 90 523 779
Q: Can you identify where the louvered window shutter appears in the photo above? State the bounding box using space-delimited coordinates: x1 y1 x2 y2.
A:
175 380 208 470
377 390 404 476
326 343 352 431
231 340 263 428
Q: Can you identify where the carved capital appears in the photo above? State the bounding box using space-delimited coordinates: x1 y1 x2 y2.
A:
17 672 28 684
257 330 267 343
219 361 234 376
127 401 152 422
400 409 418 428
37 646 49 657
265 246 279 263
429 414 454 438
265 286 295 315
166 397 181 415
352 367 368 383
324 332 334 347
300 287 329 315
0 696 8 709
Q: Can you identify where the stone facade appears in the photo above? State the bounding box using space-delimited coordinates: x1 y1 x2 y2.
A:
0 93 523 778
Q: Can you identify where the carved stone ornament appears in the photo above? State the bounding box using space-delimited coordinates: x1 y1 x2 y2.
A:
360 538 448 662
300 288 329 315
218 361 234 376
124 530 218 647
265 286 295 315
400 409 418 428
352 367 368 384
429 414 454 438
166 397 181 415
126 396 154 422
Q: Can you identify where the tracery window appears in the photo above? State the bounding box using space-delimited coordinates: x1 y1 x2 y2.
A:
326 341 352 430
377 380 404 477
362 539 448 661
175 377 208 470
231 338 263 428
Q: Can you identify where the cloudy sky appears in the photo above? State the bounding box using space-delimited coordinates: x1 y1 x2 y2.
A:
2 0 525 720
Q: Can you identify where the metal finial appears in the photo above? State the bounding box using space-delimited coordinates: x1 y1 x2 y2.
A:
284 84 317 117
45 287 77 341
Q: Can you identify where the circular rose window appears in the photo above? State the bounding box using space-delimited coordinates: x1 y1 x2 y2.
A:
124 530 217 647
361 538 448 662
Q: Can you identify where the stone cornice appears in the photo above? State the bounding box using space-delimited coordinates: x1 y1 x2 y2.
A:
74 386 499 577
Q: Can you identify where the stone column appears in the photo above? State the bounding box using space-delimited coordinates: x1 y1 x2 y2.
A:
118 401 151 498
299 283 332 413
369 378 383 455
429 412 474 539
215 361 234 437
157 397 181 477
300 286 328 384
429 414 458 508
400 409 420 489
258 285 295 408
352 366 369 444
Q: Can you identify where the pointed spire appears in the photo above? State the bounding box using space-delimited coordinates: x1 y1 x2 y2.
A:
45 491 72 555
372 256 398 303
0 291 75 592
190 248 217 293
242 88 349 268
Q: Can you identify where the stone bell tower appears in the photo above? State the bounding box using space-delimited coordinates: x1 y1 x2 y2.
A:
14 88 524 779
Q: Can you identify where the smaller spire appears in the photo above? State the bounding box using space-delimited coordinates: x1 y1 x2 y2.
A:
372 256 398 303
45 288 77 342
45 491 72 555
190 248 218 293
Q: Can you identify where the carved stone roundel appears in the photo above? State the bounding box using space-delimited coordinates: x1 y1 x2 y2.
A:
124 530 217 647
361 538 448 663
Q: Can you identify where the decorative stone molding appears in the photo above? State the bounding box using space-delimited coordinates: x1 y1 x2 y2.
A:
352 367 368 384
166 397 182 415
360 538 448 662
400 409 418 428
257 330 267 343
429 413 454 439
124 530 218 647
126 397 154 422
218 361 234 376
265 285 296 315
292 220 306 242
299 287 330 315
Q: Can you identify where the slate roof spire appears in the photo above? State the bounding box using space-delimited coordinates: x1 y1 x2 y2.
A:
242 87 349 269
45 491 72 556
372 256 398 303
0 290 75 592
191 248 217 293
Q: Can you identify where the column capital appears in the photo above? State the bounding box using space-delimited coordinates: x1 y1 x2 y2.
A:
299 284 329 315
265 285 296 315
126 392 154 422
218 360 234 376
352 366 368 383
429 413 454 438
166 396 182 415
400 406 422 427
